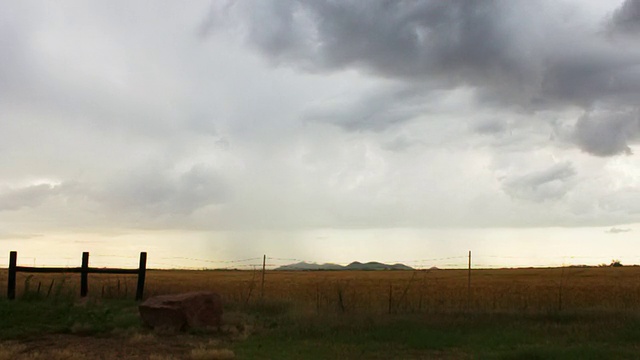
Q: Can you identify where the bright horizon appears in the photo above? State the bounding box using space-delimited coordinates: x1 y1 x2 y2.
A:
2 225 639 270
2 0 640 270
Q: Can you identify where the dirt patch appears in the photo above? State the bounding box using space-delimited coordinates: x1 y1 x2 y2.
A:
1 332 236 360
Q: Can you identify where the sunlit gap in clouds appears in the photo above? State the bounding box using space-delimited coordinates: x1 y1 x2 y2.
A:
1 226 638 270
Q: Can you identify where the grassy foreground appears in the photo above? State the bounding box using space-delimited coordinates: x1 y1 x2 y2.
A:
2 267 640 358
235 309 640 359
2 297 640 359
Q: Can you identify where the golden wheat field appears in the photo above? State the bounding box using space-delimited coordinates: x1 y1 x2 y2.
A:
2 266 640 314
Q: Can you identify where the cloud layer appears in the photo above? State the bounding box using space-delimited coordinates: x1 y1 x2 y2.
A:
209 0 640 154
1 0 640 240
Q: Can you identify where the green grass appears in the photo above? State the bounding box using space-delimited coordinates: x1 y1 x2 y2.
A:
0 274 142 339
0 298 141 339
233 307 640 359
2 294 640 359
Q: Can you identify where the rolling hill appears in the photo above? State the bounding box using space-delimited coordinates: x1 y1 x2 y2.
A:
275 261 413 271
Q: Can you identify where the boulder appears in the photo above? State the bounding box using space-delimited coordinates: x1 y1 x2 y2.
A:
139 291 223 331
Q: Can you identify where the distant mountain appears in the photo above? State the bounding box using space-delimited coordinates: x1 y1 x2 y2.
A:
345 261 414 271
275 261 413 271
275 262 344 271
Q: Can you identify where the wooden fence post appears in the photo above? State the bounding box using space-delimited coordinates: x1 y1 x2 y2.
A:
261 255 266 299
8 251 17 300
81 252 89 297
136 252 147 301
6 251 145 300
467 250 472 310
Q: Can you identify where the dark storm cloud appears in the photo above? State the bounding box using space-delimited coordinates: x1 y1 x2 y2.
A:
208 0 640 155
4 0 640 239
540 51 640 108
212 0 539 83
502 162 576 202
573 109 640 156
610 0 640 34
208 0 545 108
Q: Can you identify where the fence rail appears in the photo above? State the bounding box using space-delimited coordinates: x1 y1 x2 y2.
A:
7 251 147 300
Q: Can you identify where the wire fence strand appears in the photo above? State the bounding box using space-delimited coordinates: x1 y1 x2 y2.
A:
2 251 638 271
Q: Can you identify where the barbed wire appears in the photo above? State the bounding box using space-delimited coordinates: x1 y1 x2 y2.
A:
91 254 139 259
2 251 639 271
267 257 307 262
160 256 262 264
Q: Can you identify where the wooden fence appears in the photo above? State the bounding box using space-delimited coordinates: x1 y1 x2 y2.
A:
7 251 147 300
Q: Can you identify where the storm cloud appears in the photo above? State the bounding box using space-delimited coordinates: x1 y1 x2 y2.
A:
610 0 640 34
209 1 542 85
573 109 640 156
2 0 640 245
208 0 640 151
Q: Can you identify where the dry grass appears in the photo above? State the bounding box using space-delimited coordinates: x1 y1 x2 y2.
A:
190 347 235 360
2 267 640 359
128 332 156 344
148 356 177 360
2 266 640 314
0 334 237 360
0 343 25 360
0 344 88 360
144 267 640 314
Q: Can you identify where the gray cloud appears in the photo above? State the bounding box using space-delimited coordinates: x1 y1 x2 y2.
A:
96 164 230 217
3 0 640 243
606 227 632 233
539 50 640 108
0 184 61 211
473 119 507 135
502 162 576 202
213 1 541 83
610 0 640 34
381 135 423 152
209 0 545 101
598 188 640 215
0 3 34 99
573 109 640 156
303 85 429 131
208 0 640 153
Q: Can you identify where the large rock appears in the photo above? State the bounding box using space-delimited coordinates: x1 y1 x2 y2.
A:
139 291 223 331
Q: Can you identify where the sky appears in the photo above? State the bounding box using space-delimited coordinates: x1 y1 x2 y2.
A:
1 0 640 269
